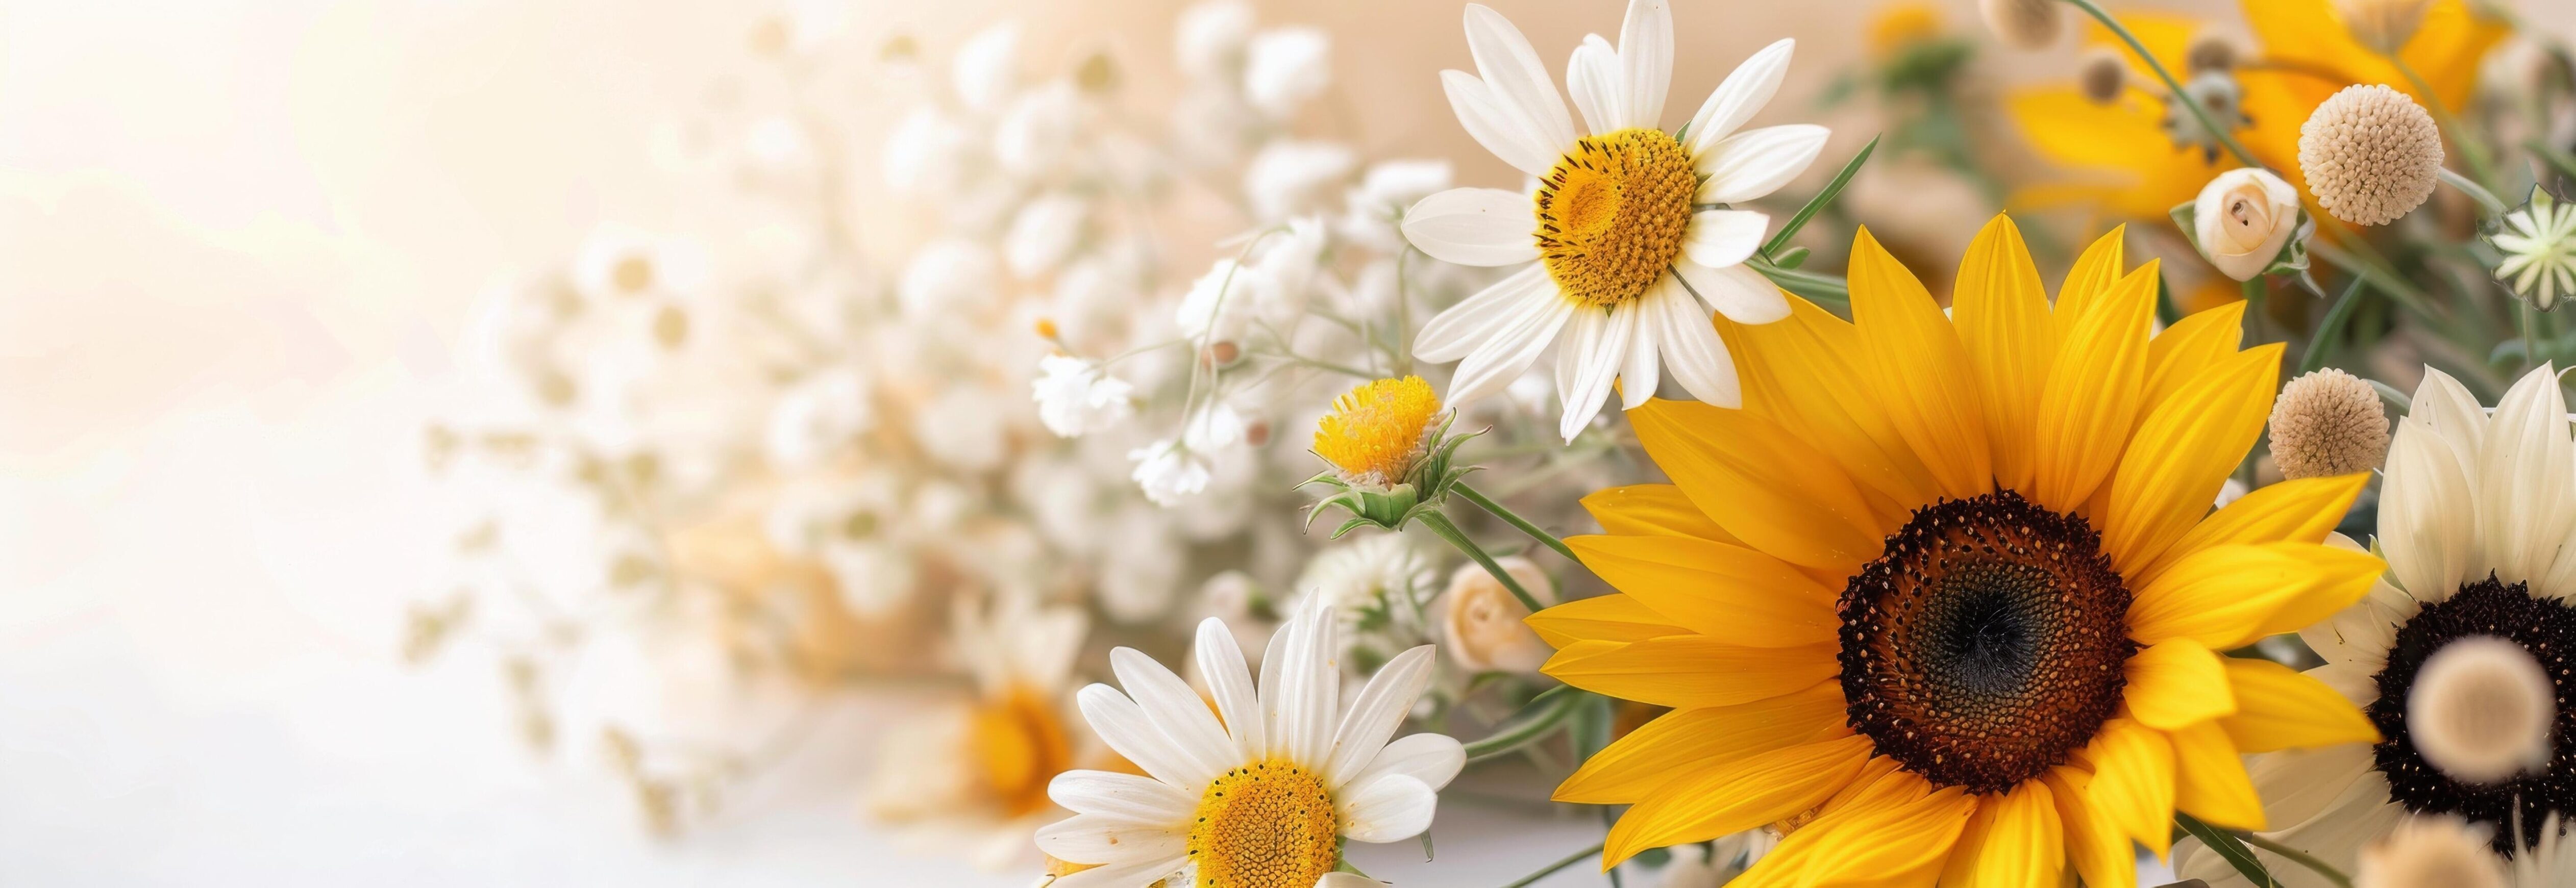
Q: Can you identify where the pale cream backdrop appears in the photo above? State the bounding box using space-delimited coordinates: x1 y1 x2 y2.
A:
2 0 2565 885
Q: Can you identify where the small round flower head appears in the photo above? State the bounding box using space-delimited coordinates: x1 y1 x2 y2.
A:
1314 376 1441 488
2268 368 2391 478
2357 816 2509 888
2490 186 2576 311
2335 0 2434 56
2407 637 2557 786
2299 84 2444 226
1978 0 2060 49
2078 49 2127 105
2186 32 2239 74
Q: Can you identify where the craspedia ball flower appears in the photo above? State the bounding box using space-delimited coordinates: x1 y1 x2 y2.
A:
2299 84 2444 226
1979 0 2060 49
2333 0 2434 56
2407 638 2555 786
2186 32 2238 75
2078 48 2126 105
1535 216 2383 885
2356 817 2508 888
2268 368 2390 479
2490 186 2576 311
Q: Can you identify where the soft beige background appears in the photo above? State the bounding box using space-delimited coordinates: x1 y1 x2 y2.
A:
3 0 2567 884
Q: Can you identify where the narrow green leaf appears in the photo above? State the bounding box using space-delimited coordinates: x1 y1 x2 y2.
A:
2176 813 2281 888
1762 134 1880 258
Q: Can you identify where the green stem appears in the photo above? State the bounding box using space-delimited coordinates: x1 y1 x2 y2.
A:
2061 0 2264 170
2242 276 2269 345
2297 276 2370 375
2236 830 2355 888
1742 257 1850 310
1455 483 1580 564
1462 692 1580 762
1420 512 1546 613
1500 842 1608 888
2312 240 2438 322
2439 167 2508 216
2522 299 2544 371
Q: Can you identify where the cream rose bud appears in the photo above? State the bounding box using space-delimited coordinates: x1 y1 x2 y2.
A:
1434 556 1555 674
2193 168 2302 281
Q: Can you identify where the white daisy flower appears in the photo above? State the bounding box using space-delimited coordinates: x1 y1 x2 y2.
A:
2178 364 2576 887
1032 354 1136 438
1401 0 1828 440
2491 186 2576 311
1035 604 1465 888
1128 440 1213 506
1243 27 1332 119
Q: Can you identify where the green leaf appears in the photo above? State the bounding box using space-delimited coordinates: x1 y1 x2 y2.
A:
1772 245 1810 269
1762 134 1880 259
2175 813 2282 888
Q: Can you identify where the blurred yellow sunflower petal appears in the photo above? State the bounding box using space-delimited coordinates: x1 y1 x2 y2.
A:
2217 655 2381 753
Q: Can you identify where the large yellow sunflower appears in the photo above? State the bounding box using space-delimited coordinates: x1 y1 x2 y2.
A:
1532 216 2385 886
2010 0 2501 223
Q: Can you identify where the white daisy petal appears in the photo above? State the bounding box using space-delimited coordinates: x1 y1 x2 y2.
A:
1679 209 1769 270
1682 38 1794 156
1565 36 1623 137
2244 742 2375 832
1194 618 1266 762
1317 874 1392 888
1272 601 1339 766
1111 647 1240 781
1616 0 1671 131
1440 70 1558 177
1461 5 1577 158
1447 295 1577 406
2412 366 2488 464
1035 814 1189 865
1672 257 1788 323
1415 264 1552 363
1620 288 1665 410
1077 683 1222 790
1048 854 1190 888
1347 732 1468 794
1643 275 1741 407
1049 770 1198 826
1400 187 1540 267
1556 302 1636 442
1694 124 1830 204
2297 595 2396 672
1335 773 1439 843
1324 645 1438 786
2478 364 2575 586
2381 420 2476 600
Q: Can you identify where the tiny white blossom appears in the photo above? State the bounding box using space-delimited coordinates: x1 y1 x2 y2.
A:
1005 193 1090 279
2493 186 2576 311
1244 140 1357 221
1129 440 1212 506
1243 27 1330 119
1174 0 1256 80
1030 354 1134 437
951 22 1022 113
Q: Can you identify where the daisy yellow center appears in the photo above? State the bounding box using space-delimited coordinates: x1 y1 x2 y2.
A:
1314 376 1440 486
1838 491 2136 794
969 687 1073 818
612 255 655 294
1534 128 1698 307
1185 759 1338 888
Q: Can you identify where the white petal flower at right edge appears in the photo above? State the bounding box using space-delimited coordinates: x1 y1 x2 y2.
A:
2175 363 2576 888
2490 186 2576 311
1032 354 1134 438
2192 168 2301 282
1035 603 1466 888
1400 0 1827 441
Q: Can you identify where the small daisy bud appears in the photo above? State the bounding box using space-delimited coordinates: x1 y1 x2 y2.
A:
1205 340 1242 367
2408 637 2557 786
1979 0 2061 49
2334 0 2434 56
2269 369 2390 478
1033 316 1060 340
1242 419 1272 448
2357 816 2508 888
2299 84 2444 226
2078 50 2127 105
1074 49 1121 95
2186 34 2239 74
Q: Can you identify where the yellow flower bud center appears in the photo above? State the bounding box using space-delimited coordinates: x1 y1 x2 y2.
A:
1314 375 1441 487
969 687 1073 818
1185 760 1339 888
1534 128 1698 307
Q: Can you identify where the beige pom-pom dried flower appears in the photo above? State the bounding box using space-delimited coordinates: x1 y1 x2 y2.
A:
2358 816 2509 888
2269 368 2391 478
2299 84 2444 226
2335 0 2434 56
2408 637 2557 786
2186 33 2238 74
1979 0 2061 49
2078 49 2127 105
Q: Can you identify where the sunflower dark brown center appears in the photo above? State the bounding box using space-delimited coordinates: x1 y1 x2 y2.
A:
2369 575 2576 854
1838 491 2136 794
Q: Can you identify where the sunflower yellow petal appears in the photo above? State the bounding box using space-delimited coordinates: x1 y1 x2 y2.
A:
2101 343 2285 574
2217 656 2381 753
2045 767 2138 888
2083 717 2175 858
2133 472 2369 591
1732 779 1976 888
2031 261 2158 513
1600 734 1873 867
2168 720 2266 831
1629 399 1885 571
1567 535 1837 647
1580 484 1737 544
1951 215 2057 493
1939 780 2063 888
1848 225 1992 500
1541 634 1839 709
1525 594 1692 648
2141 301 2246 423
2052 225 2128 339
1552 683 1846 804
2123 639 2237 730
2129 541 2385 650
1722 297 1943 510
